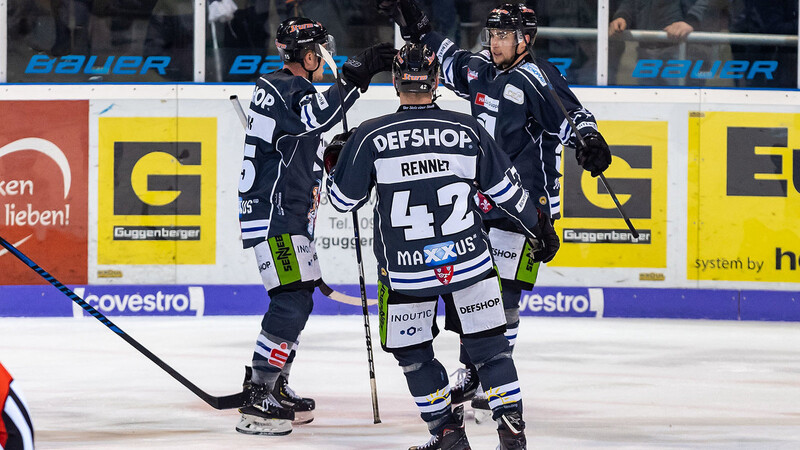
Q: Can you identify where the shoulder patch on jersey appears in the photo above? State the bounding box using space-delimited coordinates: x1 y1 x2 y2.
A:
519 62 547 87
467 69 478 82
503 84 524 104
475 93 499 112
315 92 329 110
437 39 455 60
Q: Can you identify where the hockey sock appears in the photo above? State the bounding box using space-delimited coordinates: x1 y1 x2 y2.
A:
462 333 522 420
394 346 454 434
252 330 295 390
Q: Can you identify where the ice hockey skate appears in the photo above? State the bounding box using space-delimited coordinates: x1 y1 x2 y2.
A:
409 405 471 450
496 410 526 449
450 365 479 404
236 389 295 436
469 386 492 424
272 374 315 425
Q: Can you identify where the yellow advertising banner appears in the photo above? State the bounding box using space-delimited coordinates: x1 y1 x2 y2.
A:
688 112 800 282
98 117 217 264
554 120 667 268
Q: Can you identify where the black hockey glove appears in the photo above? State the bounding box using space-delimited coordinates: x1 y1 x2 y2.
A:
575 132 612 177
324 130 354 174
376 0 431 42
342 42 398 93
528 209 560 263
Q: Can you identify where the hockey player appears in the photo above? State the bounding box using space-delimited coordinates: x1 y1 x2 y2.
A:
379 0 613 412
324 43 559 450
235 16 396 435
1 362 34 450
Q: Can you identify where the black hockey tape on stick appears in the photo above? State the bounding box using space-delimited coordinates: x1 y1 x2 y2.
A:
0 235 250 410
522 42 639 238
318 44 382 424
228 95 378 307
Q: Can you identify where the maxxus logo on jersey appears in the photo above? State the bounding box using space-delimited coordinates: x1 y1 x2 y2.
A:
71 286 205 317
396 235 476 267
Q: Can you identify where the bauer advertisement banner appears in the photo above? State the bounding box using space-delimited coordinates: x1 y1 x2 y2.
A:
554 120 668 268
0 100 89 285
97 117 217 265
688 111 800 283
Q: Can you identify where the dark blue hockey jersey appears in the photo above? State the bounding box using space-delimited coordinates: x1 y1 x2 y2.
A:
327 103 541 297
423 31 600 219
239 68 360 248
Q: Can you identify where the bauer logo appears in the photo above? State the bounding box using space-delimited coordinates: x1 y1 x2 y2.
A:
556 120 667 269
97 117 217 265
519 288 604 318
71 286 205 317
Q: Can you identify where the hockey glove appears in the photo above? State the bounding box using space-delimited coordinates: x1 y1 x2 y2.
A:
342 42 398 93
528 209 559 263
575 133 612 177
376 0 431 42
324 130 354 174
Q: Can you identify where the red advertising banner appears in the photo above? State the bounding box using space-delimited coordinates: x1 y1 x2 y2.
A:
0 101 88 284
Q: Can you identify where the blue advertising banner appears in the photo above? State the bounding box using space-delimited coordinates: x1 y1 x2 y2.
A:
0 285 797 322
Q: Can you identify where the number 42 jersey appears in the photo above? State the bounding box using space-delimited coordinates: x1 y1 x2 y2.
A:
327 103 542 297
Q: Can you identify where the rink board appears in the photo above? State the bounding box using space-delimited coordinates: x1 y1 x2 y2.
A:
1 284 798 322
1 85 800 322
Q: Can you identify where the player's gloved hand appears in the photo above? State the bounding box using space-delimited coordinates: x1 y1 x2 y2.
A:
342 42 398 93
376 0 431 42
575 132 612 177
529 209 559 263
324 130 355 174
208 0 237 23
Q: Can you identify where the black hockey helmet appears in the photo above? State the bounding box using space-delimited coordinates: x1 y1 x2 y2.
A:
480 3 538 46
392 43 439 94
275 17 335 63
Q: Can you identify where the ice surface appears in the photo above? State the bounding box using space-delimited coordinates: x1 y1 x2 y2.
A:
1 315 799 449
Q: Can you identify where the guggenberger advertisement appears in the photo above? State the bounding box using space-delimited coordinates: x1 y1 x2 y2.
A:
554 120 668 268
688 111 800 283
98 117 217 265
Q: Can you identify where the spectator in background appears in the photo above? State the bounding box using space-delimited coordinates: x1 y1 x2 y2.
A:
730 0 798 88
533 0 597 85
144 0 195 81
609 0 711 85
1 362 34 450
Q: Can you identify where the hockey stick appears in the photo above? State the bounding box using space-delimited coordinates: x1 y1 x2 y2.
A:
0 235 251 410
522 40 639 238
229 95 378 308
318 45 381 424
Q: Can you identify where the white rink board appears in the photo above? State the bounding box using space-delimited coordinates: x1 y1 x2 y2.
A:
2 85 799 292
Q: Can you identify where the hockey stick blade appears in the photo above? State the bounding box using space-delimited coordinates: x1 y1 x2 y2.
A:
0 235 251 410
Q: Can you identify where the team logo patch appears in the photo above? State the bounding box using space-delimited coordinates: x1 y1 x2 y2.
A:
467 69 478 81
539 196 547 205
434 265 454 285
474 93 499 112
503 84 524 104
475 192 493 213
381 267 387 276
269 342 290 368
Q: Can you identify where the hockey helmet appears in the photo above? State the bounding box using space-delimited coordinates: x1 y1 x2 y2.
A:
275 17 335 63
392 43 439 94
480 3 538 46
